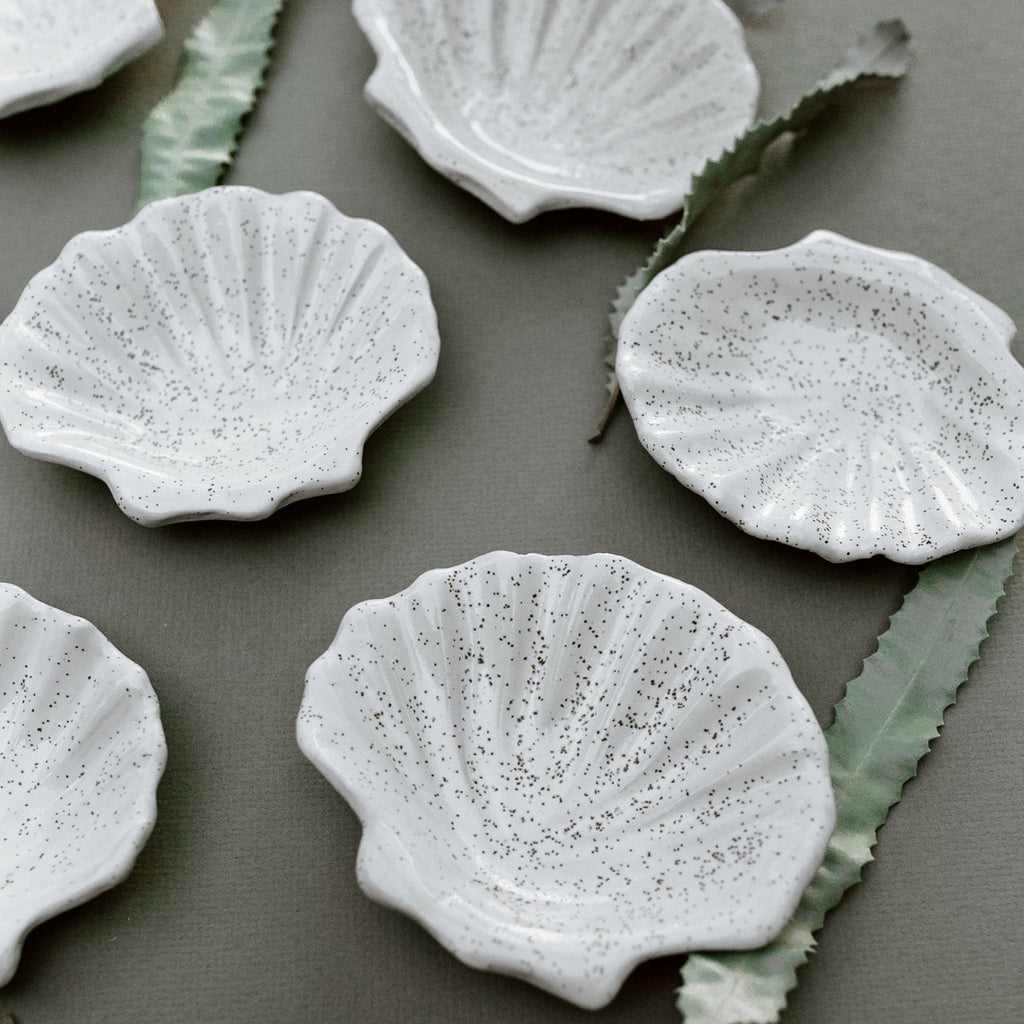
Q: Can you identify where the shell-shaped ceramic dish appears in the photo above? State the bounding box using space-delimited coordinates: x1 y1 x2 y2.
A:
352 0 759 222
617 230 1024 563
297 551 834 1009
0 0 163 119
0 186 441 525
0 584 165 986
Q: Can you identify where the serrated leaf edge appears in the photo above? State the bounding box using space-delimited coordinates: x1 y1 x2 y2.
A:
677 536 1017 1024
605 18 911 393
135 0 287 211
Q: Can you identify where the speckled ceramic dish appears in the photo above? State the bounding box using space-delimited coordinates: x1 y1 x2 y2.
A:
617 230 1024 563
0 584 165 987
297 551 835 1009
0 0 163 119
352 0 759 222
0 186 441 525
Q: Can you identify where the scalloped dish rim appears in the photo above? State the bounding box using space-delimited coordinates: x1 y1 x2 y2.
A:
352 0 760 222
297 550 836 1009
0 583 167 987
0 186 441 526
616 229 1023 564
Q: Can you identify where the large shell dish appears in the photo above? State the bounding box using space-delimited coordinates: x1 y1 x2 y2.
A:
0 187 440 525
352 0 759 222
0 584 165 986
297 551 834 1009
616 230 1024 563
0 0 163 119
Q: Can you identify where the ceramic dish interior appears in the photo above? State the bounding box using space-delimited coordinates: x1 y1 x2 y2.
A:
297 551 835 1009
616 230 1024 563
0 583 165 987
0 0 163 119
352 0 759 222
0 186 441 525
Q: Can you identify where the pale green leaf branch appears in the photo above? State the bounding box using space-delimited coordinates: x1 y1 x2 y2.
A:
678 535 1018 1024
590 18 910 438
136 0 287 211
611 18 910 337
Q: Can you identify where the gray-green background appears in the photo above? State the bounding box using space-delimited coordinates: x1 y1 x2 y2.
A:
0 1 1021 1021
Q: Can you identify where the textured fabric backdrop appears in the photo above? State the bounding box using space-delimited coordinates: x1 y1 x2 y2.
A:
0 1 1021 1021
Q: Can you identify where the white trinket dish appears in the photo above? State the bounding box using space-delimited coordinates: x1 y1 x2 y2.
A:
352 0 759 222
616 230 1024 563
297 551 835 1009
0 0 163 119
0 584 165 986
0 186 441 525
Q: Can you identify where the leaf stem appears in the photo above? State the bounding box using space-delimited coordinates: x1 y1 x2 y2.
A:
588 383 621 443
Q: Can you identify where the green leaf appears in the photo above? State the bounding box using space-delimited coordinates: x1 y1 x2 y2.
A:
607 18 911 361
678 534 1018 1024
136 0 287 211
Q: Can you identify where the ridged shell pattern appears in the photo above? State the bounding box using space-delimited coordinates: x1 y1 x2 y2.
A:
0 0 163 119
0 584 165 986
297 552 834 1009
0 187 441 525
617 231 1024 563
353 0 759 222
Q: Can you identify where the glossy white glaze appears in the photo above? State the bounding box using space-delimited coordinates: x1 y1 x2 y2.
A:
0 584 165 986
0 187 441 525
0 0 163 119
353 0 759 222
297 551 834 1008
617 230 1024 563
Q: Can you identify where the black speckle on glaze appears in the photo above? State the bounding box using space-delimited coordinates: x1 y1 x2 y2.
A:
352 0 759 221
0 187 441 525
298 552 834 1009
617 231 1024 563
0 583 165 986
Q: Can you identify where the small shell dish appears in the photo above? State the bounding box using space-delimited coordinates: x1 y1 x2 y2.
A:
616 230 1024 563
0 186 441 525
0 0 163 119
352 0 759 222
297 551 834 1009
0 584 165 986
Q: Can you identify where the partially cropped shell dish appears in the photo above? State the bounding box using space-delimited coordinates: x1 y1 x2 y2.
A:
0 584 165 986
616 230 1024 563
297 551 834 1008
0 187 440 524
353 0 759 222
0 0 163 119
